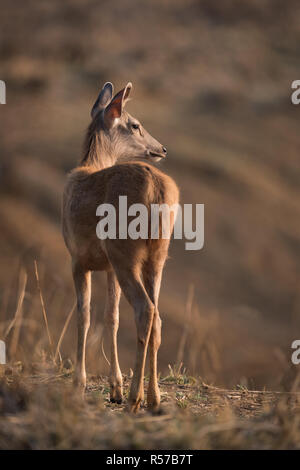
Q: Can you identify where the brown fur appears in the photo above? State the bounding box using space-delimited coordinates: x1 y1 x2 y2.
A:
62 82 179 412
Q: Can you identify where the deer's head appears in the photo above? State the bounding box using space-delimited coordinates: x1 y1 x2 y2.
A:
89 82 167 163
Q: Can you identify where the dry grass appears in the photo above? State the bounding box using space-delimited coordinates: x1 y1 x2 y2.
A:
0 364 300 450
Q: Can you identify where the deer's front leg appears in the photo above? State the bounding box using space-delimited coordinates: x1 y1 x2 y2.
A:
105 270 123 403
73 262 91 392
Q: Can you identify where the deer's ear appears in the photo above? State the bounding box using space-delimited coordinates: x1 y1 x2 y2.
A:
91 82 114 119
103 82 132 128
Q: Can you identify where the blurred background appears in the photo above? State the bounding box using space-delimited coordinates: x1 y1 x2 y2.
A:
0 0 300 390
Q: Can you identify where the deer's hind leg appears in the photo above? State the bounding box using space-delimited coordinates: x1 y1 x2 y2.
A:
110 261 155 413
143 245 168 412
104 270 123 404
72 261 91 391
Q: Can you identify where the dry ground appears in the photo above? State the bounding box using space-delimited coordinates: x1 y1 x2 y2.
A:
1 363 300 450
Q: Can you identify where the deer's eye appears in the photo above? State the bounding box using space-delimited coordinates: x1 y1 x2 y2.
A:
132 123 139 130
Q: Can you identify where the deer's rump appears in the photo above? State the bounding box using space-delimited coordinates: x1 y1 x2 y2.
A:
62 161 179 271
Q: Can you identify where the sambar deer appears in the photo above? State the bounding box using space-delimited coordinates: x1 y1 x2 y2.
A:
62 82 179 412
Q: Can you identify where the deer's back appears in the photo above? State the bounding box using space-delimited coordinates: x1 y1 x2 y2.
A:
103 161 179 208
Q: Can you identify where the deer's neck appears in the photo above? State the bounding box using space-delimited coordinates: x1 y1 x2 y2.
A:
80 128 116 171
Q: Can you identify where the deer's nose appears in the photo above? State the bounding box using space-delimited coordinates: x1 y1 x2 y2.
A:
162 146 167 155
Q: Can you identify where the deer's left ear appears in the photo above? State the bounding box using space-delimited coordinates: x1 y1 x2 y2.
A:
103 82 132 128
91 82 114 119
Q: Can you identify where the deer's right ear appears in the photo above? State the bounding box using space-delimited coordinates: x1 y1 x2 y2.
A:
91 82 114 119
103 82 132 129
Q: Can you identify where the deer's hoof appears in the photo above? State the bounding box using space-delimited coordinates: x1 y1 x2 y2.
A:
109 384 123 404
148 404 163 415
110 397 123 405
127 398 142 414
73 375 86 392
147 388 161 413
147 400 161 414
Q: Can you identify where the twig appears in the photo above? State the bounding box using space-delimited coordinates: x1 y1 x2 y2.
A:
176 283 194 366
7 268 27 361
55 301 76 363
34 260 54 361
101 322 111 367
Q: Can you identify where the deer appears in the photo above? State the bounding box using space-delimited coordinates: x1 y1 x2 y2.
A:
62 82 179 413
